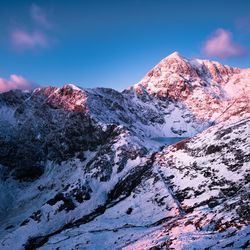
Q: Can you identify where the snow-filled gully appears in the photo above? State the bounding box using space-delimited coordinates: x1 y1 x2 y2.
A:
156 168 186 216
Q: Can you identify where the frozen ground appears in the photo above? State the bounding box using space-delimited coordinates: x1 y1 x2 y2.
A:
0 53 249 249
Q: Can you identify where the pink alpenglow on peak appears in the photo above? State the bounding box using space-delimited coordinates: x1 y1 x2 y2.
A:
0 74 34 93
203 28 245 58
166 51 183 59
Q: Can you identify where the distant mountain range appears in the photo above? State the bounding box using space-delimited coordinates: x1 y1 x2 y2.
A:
0 52 249 249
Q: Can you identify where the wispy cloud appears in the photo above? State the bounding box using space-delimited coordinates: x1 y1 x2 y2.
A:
30 4 51 29
0 74 35 93
236 17 250 34
10 4 54 52
203 28 245 58
11 29 49 51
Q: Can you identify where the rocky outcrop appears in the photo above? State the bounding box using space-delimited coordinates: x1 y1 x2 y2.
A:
0 86 119 180
126 114 250 250
133 52 250 122
0 52 249 249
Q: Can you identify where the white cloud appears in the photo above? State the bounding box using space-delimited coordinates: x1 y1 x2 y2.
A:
203 29 244 58
11 29 49 51
10 4 54 52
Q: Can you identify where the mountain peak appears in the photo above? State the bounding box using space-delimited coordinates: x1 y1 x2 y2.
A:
134 51 248 102
61 83 82 92
166 51 183 59
159 51 188 67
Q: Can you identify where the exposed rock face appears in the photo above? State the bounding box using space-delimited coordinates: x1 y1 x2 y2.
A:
133 52 250 121
0 78 210 180
0 52 249 249
0 85 119 180
126 114 250 250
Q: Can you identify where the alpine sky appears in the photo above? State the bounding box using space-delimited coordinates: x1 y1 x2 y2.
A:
0 0 249 91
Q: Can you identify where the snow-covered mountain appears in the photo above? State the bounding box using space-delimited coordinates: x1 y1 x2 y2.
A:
133 52 250 122
0 52 249 249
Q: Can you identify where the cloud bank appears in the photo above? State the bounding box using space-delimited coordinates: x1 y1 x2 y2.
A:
0 75 35 93
203 29 244 58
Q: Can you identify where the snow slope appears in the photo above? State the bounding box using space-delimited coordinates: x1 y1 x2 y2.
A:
0 52 249 249
133 52 250 122
127 114 250 249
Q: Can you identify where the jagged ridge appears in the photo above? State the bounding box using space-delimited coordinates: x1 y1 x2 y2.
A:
0 52 249 249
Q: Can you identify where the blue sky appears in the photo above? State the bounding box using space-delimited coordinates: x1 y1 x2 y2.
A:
0 0 249 91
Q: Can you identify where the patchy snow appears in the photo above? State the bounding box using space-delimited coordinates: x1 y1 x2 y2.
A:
0 52 249 249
